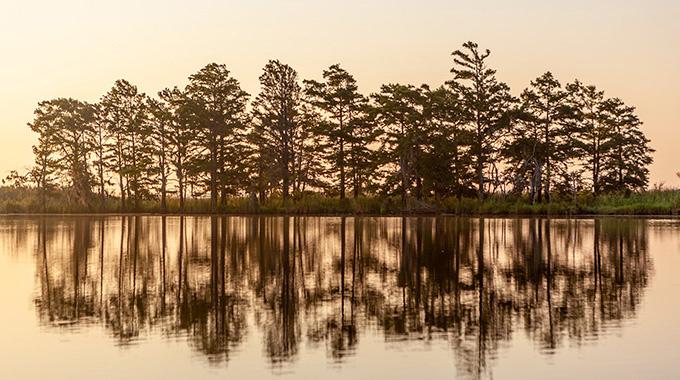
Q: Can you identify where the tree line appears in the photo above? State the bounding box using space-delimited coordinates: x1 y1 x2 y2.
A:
13 41 654 212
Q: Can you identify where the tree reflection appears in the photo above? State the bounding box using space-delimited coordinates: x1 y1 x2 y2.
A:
32 216 652 375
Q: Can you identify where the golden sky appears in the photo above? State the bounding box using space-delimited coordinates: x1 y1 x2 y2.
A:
1 0 678 186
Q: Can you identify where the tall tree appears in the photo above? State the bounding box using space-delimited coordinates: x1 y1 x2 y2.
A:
502 105 544 202
185 63 249 210
421 85 474 198
252 60 302 202
520 72 575 202
90 103 110 211
599 98 654 193
147 97 172 213
28 105 60 210
100 79 148 211
371 83 426 206
292 102 326 194
305 65 369 198
29 98 96 208
449 41 515 200
566 80 606 195
158 87 195 210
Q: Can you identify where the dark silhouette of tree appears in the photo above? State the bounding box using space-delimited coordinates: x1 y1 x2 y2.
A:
566 80 606 195
305 65 370 198
100 79 149 211
28 104 60 210
599 98 654 193
158 87 195 210
421 86 474 198
29 98 96 208
292 102 326 195
14 43 657 211
449 41 516 200
147 97 173 213
90 103 110 211
519 72 576 202
252 60 303 202
185 63 249 210
371 84 426 206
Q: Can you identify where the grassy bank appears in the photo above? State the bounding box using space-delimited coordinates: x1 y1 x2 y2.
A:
2 188 679 216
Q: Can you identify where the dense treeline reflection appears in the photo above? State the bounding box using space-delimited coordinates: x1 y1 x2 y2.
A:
31 216 650 377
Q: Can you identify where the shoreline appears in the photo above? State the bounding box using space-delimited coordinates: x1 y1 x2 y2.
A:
2 212 679 219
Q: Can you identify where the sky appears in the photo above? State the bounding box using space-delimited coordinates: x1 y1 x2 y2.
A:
1 0 678 186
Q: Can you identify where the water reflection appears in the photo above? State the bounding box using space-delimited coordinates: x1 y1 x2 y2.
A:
31 216 651 377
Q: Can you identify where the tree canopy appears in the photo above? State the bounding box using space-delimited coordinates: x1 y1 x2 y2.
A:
18 42 654 212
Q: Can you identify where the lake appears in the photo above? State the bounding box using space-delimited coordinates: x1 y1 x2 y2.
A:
0 216 678 379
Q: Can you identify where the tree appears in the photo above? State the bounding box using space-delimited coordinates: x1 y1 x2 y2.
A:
371 83 426 206
566 80 606 195
147 97 173 213
158 87 195 210
29 98 96 208
449 41 515 200
502 106 544 202
251 60 303 202
599 98 654 193
292 102 326 195
421 85 474 198
90 103 110 211
28 105 60 210
185 63 249 210
304 65 370 198
100 79 149 211
519 72 576 202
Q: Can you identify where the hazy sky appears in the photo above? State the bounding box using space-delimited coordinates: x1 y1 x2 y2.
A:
1 0 678 186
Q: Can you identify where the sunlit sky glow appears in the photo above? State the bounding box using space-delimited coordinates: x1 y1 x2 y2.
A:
1 0 678 186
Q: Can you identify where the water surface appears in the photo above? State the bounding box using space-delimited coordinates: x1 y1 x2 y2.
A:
0 216 678 379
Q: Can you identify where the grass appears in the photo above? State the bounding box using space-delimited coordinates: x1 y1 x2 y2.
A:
1 187 679 216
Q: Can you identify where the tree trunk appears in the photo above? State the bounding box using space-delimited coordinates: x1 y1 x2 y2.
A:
99 161 105 212
119 173 126 212
339 139 345 199
210 138 218 211
477 159 484 201
177 156 184 211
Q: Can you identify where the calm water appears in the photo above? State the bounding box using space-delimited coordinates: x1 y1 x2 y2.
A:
0 216 678 380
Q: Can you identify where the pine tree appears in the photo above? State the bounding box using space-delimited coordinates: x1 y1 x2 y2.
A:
449 41 515 200
147 97 173 212
29 98 96 208
304 65 370 198
599 98 654 193
185 63 249 210
28 104 60 210
519 72 576 202
566 80 606 195
158 87 195 210
100 79 148 211
251 60 302 202
421 85 474 198
90 103 110 211
371 83 426 206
